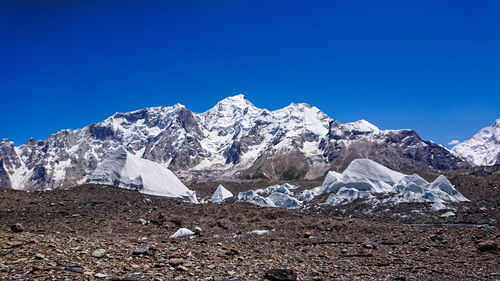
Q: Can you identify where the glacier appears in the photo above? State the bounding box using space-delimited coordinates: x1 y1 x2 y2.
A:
237 184 302 209
238 159 469 211
209 184 233 203
308 159 469 209
86 147 198 203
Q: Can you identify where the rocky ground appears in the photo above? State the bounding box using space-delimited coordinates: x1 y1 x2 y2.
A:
1 184 499 281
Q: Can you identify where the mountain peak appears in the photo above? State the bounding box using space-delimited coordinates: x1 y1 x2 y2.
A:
493 118 500 127
343 120 380 132
215 94 254 109
452 118 500 166
202 94 261 130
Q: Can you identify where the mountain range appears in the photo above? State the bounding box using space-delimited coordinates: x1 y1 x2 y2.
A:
0 94 482 191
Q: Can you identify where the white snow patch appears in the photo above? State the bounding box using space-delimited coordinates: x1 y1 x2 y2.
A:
170 228 195 238
248 230 269 235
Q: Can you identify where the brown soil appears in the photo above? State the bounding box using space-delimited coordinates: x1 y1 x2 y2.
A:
0 184 498 281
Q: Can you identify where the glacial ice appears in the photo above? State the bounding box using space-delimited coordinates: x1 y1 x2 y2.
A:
87 147 198 203
209 184 233 203
314 159 469 209
170 228 195 238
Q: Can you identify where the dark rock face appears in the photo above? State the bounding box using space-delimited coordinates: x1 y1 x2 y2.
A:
242 150 309 180
88 124 115 140
0 96 471 191
224 142 241 164
322 130 469 173
0 159 11 188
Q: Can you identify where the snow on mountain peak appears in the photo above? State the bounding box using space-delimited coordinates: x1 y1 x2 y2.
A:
202 94 262 131
0 94 471 191
452 118 500 166
343 120 380 133
210 94 254 111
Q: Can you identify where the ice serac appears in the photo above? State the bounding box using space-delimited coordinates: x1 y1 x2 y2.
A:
210 184 233 203
452 119 500 166
237 184 302 209
0 94 471 191
86 147 198 203
305 158 469 209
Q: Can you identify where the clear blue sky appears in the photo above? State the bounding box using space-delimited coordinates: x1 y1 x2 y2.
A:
1 0 499 147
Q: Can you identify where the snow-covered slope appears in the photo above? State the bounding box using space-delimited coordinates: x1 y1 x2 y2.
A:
86 147 198 203
452 119 500 166
0 94 470 191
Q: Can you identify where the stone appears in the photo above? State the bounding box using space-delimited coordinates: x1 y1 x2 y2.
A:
362 240 379 249
138 219 148 225
169 258 184 266
10 223 24 233
476 240 498 252
65 266 84 274
132 248 149 255
91 249 106 258
176 265 189 272
303 231 312 238
194 226 202 235
264 268 297 281
34 253 45 259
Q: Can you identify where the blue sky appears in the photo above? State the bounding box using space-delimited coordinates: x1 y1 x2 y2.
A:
1 0 499 146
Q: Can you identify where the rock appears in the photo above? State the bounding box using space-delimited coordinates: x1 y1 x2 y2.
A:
151 213 167 226
65 266 84 274
476 240 498 252
303 231 312 238
95 273 107 278
430 235 445 244
264 268 297 281
362 240 379 249
91 249 106 258
224 248 239 256
132 248 149 255
169 258 184 266
138 219 148 225
169 252 184 258
34 253 45 259
176 265 189 272
10 223 24 233
194 226 202 235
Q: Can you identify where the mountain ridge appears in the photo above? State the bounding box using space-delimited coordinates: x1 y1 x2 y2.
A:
0 94 470 191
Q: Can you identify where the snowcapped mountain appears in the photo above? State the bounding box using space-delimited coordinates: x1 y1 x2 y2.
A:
452 119 500 166
0 94 469 191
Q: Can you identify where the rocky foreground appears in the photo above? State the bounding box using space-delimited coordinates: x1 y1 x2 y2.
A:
0 185 499 281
